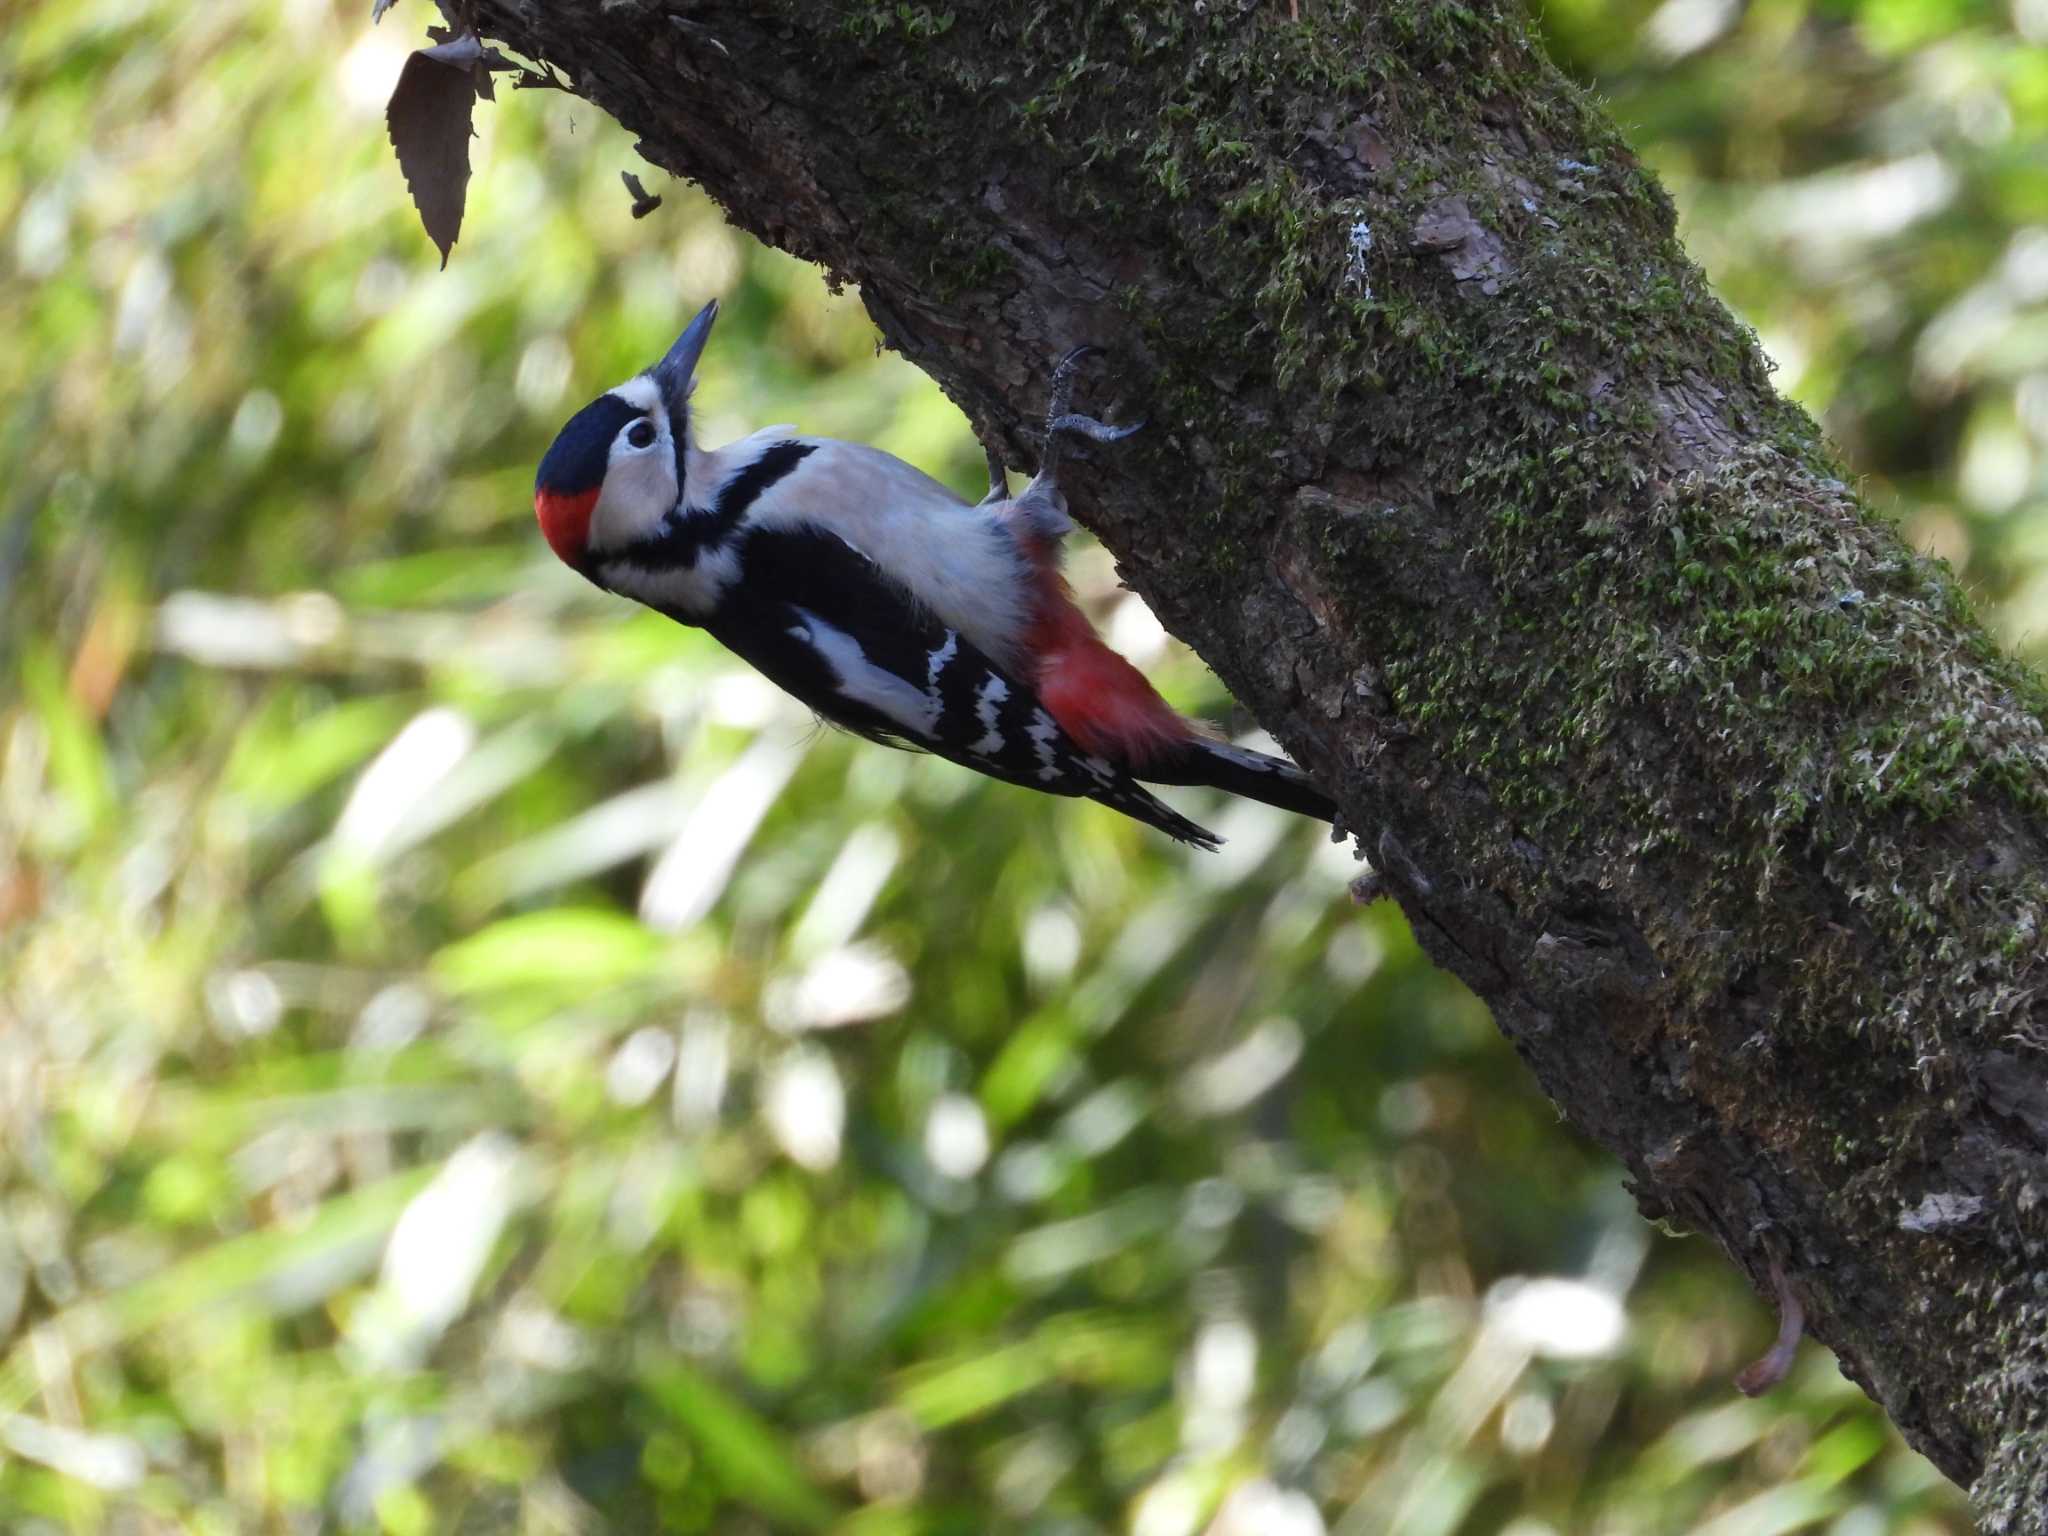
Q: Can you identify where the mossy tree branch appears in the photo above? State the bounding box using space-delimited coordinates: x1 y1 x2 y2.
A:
464 0 2048 1518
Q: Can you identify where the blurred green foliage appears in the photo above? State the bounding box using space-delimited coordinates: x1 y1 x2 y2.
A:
0 0 2031 1528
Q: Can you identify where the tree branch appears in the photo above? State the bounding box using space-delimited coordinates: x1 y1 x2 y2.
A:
463 1 2048 1519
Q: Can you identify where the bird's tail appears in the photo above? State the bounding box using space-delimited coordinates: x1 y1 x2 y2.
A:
1104 781 1223 851
1138 738 1338 824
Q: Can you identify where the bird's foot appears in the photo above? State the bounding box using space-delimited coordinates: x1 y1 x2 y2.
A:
974 435 1011 508
1041 345 1144 480
1734 1257 1804 1396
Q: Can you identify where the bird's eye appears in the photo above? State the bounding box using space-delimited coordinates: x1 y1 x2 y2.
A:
626 420 657 449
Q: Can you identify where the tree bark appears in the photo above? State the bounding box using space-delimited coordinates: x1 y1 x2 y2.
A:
461 0 2048 1520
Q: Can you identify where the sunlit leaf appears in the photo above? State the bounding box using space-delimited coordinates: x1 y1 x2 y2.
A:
895 1339 1054 1428
19 645 113 841
430 907 667 993
639 1355 840 1529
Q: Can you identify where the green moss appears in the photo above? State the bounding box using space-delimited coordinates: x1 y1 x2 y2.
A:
838 4 957 42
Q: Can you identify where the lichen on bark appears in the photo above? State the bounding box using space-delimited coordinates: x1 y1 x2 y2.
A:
465 0 2048 1516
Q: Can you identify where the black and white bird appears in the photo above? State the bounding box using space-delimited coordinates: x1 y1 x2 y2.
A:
532 299 1337 849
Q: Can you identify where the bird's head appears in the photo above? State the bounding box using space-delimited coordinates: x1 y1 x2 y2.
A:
533 298 719 571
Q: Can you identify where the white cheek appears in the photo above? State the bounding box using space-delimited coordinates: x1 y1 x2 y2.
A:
590 447 679 546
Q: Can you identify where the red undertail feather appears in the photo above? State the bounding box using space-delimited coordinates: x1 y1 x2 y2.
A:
1019 544 1195 767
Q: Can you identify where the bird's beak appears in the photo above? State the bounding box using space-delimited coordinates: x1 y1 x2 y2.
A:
652 298 719 419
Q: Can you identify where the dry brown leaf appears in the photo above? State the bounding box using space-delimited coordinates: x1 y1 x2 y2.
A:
386 33 484 267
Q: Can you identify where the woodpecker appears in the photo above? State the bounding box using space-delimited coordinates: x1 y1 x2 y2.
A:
533 299 1338 848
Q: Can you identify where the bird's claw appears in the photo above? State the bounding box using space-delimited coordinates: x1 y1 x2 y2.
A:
1048 412 1147 444
1041 345 1142 479
975 437 1011 507
1734 1257 1804 1396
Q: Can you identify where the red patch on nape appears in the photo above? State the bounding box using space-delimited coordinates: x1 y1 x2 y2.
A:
535 486 600 566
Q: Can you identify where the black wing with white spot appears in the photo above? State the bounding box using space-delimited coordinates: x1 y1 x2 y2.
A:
693 525 1221 849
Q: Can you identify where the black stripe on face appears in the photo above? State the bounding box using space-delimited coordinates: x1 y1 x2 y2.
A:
715 440 816 522
613 440 816 572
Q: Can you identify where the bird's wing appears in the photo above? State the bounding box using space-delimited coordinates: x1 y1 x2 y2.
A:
701 523 1220 848
739 439 1038 672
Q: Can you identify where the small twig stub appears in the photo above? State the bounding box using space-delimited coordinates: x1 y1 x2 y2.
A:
622 171 663 219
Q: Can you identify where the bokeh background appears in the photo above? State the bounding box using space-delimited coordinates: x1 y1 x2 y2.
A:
3 0 2039 1529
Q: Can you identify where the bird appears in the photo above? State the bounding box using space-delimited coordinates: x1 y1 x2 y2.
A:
532 298 1339 849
